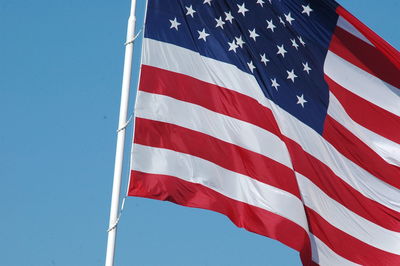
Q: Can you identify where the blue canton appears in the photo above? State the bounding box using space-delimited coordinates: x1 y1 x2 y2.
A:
144 0 339 134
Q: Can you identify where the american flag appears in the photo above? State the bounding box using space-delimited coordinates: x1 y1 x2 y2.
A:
128 0 400 264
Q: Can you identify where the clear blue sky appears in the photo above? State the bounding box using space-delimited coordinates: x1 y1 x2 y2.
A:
0 1 398 265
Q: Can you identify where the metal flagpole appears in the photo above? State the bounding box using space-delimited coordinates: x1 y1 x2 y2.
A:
105 0 138 265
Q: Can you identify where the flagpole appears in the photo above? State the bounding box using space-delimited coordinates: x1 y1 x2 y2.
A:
105 0 138 265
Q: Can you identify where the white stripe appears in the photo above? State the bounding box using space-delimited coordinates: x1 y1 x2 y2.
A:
324 51 400 117
132 144 308 230
297 172 400 255
309 234 360 266
141 38 400 212
328 92 400 166
142 38 269 106
135 91 292 169
336 16 373 46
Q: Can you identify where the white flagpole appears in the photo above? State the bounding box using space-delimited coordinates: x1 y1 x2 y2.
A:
105 0 138 265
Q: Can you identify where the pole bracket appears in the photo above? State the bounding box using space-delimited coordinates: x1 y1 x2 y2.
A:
124 28 143 46
116 114 133 133
107 196 127 232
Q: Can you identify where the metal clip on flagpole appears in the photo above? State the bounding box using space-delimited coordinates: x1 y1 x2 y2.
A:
105 0 138 265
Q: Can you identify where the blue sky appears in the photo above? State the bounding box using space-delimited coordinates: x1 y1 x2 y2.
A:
0 1 398 265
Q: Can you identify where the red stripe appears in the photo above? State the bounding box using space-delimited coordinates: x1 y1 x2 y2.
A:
336 6 400 71
139 65 282 138
329 26 400 89
129 170 314 266
284 136 400 233
307 207 400 265
326 75 400 144
323 115 400 190
139 66 400 231
134 117 301 198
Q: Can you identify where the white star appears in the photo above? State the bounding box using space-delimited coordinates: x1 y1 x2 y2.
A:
215 16 225 29
303 62 312 74
256 0 265 7
291 38 299 50
237 3 249 16
287 69 298 82
302 4 313 16
268 0 272 4
235 36 245 48
185 5 196 17
203 0 212 6
284 12 295 25
225 11 234 23
249 28 260 41
276 44 287 57
260 53 269 66
169 17 181 30
247 61 256 73
298 36 306 46
278 16 286 26
228 40 239 52
296 94 307 107
266 19 276 32
271 78 280 90
197 28 210 41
